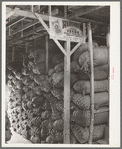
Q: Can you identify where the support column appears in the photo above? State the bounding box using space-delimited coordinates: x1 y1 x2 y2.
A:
46 35 49 77
88 23 94 144
64 40 70 144
12 46 15 62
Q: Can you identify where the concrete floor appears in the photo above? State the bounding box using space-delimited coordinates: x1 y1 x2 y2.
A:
7 129 32 144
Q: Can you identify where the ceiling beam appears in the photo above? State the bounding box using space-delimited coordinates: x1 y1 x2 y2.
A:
68 6 106 19
74 16 109 25
6 7 49 21
6 7 20 20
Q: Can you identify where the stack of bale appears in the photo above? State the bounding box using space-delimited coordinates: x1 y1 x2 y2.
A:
71 44 109 144
6 42 109 144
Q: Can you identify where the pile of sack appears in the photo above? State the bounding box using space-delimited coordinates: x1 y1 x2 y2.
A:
6 43 109 144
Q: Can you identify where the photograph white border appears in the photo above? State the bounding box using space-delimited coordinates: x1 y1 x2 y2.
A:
2 1 120 147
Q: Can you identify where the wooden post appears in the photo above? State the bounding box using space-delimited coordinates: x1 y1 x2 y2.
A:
83 23 86 42
12 46 15 62
88 23 94 144
46 35 49 77
64 40 70 144
25 42 28 53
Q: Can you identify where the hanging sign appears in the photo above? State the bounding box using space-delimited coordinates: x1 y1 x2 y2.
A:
49 16 83 42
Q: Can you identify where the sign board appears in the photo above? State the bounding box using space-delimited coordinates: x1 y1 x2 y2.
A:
49 16 83 42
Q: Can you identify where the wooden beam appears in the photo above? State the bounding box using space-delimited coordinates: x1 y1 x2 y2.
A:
12 46 15 62
46 35 49 76
64 40 70 144
34 13 50 34
88 23 94 144
12 8 49 21
52 38 66 56
68 6 105 19
70 41 82 56
6 7 20 20
6 17 26 29
74 17 106 25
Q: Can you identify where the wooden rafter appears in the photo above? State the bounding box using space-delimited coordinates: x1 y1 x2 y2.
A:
68 6 105 19
6 7 49 21
6 7 20 20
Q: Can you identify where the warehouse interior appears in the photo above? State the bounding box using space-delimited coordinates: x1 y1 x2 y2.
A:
5 5 110 144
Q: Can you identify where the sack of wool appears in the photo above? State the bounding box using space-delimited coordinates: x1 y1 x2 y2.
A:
33 75 46 85
53 131 63 143
26 101 33 109
42 99 51 111
41 120 50 129
22 67 30 76
15 72 22 80
21 120 28 129
41 80 52 93
30 135 41 143
72 42 99 62
52 53 64 65
53 119 63 131
41 111 51 120
51 88 64 100
52 71 64 85
32 63 46 75
26 110 34 119
29 71 34 80
32 107 42 115
22 100 28 111
5 115 11 130
47 97 60 115
21 130 29 139
50 113 61 122
31 126 41 135
73 80 109 94
34 86 42 96
26 89 35 99
22 93 28 101
71 124 106 144
104 125 109 142
56 101 78 113
23 86 30 93
79 47 109 72
22 111 28 119
46 135 54 143
52 73 78 89
71 107 109 127
78 65 109 81
72 92 109 110
34 52 46 64
28 81 37 90
28 61 35 71
5 129 12 142
70 129 78 144
13 89 22 98
7 80 13 88
48 68 56 77
41 128 48 140
32 95 45 108
53 79 64 88
22 76 31 85
31 116 42 126
42 93 53 100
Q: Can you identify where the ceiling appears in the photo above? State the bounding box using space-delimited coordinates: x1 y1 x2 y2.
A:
6 5 110 47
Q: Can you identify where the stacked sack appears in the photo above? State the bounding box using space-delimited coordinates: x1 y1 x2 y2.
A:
6 43 109 144
71 44 109 144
